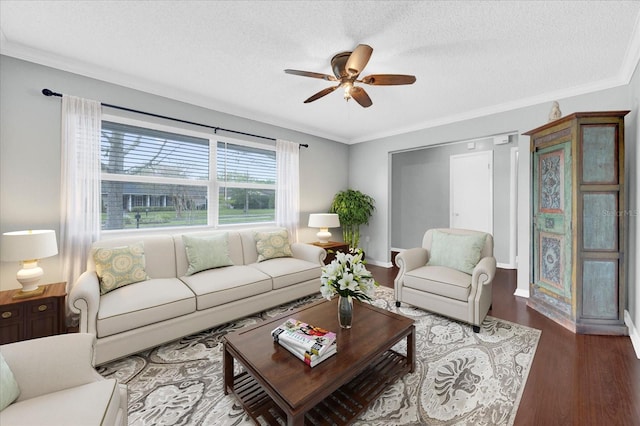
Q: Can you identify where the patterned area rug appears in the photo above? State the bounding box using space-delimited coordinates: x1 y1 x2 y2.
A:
99 286 540 425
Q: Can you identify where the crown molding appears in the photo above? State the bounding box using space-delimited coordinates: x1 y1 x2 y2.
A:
0 40 350 144
2 27 638 146
349 74 630 144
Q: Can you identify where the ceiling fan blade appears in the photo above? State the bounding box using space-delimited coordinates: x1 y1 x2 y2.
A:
304 85 340 103
350 86 373 108
284 69 337 81
345 44 373 77
361 74 416 85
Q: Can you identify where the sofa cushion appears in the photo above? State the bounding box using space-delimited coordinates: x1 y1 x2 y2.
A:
255 229 293 262
93 242 149 294
250 258 322 290
97 278 196 338
175 231 245 276
182 233 234 276
0 379 120 426
427 230 487 274
404 265 471 302
0 352 19 411
180 265 272 310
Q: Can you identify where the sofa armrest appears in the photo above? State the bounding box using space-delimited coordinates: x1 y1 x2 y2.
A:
0 333 104 402
393 248 429 300
469 256 497 300
472 256 497 287
394 248 429 274
291 242 326 265
68 270 100 335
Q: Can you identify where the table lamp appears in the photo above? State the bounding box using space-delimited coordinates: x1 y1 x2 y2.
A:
1 230 58 299
308 213 340 244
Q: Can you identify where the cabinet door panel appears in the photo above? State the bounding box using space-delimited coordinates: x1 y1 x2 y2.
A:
0 306 23 344
582 193 618 251
533 142 572 302
582 125 617 184
26 300 58 339
582 260 618 320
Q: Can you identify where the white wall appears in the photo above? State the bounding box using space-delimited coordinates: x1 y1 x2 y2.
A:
0 55 349 290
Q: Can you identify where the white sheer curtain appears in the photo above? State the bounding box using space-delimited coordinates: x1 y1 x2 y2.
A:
60 95 101 313
275 139 300 242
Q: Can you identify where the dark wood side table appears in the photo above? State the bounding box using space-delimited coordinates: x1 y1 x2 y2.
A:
0 282 67 344
309 241 350 265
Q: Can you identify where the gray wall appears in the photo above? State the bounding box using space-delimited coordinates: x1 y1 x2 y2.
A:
0 55 349 289
625 60 639 351
347 82 636 312
390 136 516 264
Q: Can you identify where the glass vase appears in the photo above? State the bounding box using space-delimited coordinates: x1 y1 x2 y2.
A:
338 295 353 329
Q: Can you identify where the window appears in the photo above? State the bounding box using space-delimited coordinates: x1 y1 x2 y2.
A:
100 118 276 230
217 141 276 225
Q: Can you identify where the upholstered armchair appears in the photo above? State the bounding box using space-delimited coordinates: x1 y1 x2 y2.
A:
0 333 127 425
394 228 496 332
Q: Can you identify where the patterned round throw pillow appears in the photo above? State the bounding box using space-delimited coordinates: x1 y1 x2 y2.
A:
92 242 149 294
255 229 293 262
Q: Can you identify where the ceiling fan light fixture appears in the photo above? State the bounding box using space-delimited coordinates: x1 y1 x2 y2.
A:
343 82 353 101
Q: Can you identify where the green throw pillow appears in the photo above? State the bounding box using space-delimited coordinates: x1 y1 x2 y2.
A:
182 233 234 276
255 229 293 262
93 242 149 295
0 352 20 411
427 231 487 274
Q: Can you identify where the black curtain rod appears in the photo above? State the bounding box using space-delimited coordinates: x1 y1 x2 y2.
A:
42 89 309 148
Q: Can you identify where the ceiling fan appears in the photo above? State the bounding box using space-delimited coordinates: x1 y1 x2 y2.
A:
284 44 416 108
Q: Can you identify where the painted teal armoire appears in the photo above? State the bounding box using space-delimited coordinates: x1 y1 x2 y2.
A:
526 111 629 335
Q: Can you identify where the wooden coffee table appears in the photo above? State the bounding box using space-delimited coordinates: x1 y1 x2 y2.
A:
223 297 415 425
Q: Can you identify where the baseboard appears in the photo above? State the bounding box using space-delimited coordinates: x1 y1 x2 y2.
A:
497 262 517 269
624 310 640 359
368 259 393 268
514 288 530 298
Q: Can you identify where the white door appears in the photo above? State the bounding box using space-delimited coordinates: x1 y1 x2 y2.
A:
450 151 493 233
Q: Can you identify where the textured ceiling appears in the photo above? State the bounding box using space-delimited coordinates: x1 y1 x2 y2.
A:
1 1 639 144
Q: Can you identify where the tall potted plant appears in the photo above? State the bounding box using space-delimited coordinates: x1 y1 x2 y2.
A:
329 189 375 250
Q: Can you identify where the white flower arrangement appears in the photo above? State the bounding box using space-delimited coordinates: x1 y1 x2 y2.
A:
320 248 378 302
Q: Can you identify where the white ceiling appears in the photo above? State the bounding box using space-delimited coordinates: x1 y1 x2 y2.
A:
1 1 639 144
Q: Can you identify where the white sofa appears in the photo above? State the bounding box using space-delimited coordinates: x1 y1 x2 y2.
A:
0 333 127 425
69 227 325 365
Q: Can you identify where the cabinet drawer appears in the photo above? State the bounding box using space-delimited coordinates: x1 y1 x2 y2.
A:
0 305 23 321
27 300 56 315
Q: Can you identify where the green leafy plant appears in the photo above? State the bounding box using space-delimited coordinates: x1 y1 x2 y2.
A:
329 189 375 249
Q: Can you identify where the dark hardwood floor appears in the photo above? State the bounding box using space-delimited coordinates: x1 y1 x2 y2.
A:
367 264 640 426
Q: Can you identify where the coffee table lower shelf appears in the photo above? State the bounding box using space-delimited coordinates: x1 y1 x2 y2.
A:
231 350 409 426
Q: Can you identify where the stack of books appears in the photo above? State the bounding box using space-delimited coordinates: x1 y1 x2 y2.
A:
271 318 337 367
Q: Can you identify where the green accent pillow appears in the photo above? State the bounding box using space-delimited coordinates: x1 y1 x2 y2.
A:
0 352 20 411
182 233 234 276
93 242 149 295
427 231 487 274
255 229 293 262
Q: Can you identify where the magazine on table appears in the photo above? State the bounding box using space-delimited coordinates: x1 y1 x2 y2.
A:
278 339 337 367
271 318 337 357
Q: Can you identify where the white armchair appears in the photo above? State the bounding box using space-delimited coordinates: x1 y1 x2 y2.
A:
0 333 127 426
394 228 496 332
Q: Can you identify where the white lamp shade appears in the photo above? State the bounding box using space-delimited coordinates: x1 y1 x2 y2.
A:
1 230 58 261
308 213 340 229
